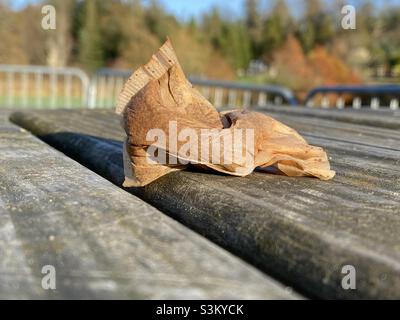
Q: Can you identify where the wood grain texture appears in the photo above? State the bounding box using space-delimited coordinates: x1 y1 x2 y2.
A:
254 105 400 130
0 111 297 299
267 113 400 151
10 109 400 299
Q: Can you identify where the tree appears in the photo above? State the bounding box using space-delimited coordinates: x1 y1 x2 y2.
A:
102 0 160 68
46 0 74 67
273 0 291 27
304 0 322 18
144 0 179 42
358 1 375 34
0 3 47 64
202 7 252 71
263 16 285 58
202 8 225 50
245 0 263 57
297 0 334 52
202 9 251 71
262 0 292 58
297 20 315 53
79 0 104 73
315 13 334 44
0 3 28 63
226 22 252 70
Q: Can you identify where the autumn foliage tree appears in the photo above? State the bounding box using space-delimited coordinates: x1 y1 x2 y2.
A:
1 0 399 92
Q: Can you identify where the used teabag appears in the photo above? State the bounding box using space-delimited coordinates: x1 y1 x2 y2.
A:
116 39 335 187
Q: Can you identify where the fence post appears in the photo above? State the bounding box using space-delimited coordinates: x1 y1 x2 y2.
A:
87 78 97 109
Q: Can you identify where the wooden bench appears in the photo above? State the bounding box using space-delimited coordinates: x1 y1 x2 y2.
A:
8 107 400 299
256 105 400 130
0 110 297 299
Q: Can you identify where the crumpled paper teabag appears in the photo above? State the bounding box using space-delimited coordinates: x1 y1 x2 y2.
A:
116 39 335 187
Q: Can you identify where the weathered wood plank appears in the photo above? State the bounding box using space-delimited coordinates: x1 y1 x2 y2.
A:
10 109 400 299
254 105 400 130
266 112 400 150
0 112 297 299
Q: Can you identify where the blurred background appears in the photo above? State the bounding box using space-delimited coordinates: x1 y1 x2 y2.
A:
0 0 399 107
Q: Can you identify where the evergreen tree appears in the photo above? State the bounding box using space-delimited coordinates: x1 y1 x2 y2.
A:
263 16 285 57
262 0 292 58
144 0 178 42
202 8 224 50
297 0 334 52
202 9 252 71
228 22 252 70
297 20 316 53
315 13 334 44
304 0 323 18
273 0 291 27
358 1 375 34
79 0 104 73
245 0 263 58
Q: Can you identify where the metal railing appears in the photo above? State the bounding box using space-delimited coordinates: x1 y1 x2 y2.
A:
8 65 399 111
0 65 297 109
0 65 90 108
87 69 127 109
90 68 298 109
189 77 298 108
305 85 400 110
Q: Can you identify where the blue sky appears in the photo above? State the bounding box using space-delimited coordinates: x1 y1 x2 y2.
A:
10 0 400 21
158 0 400 20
